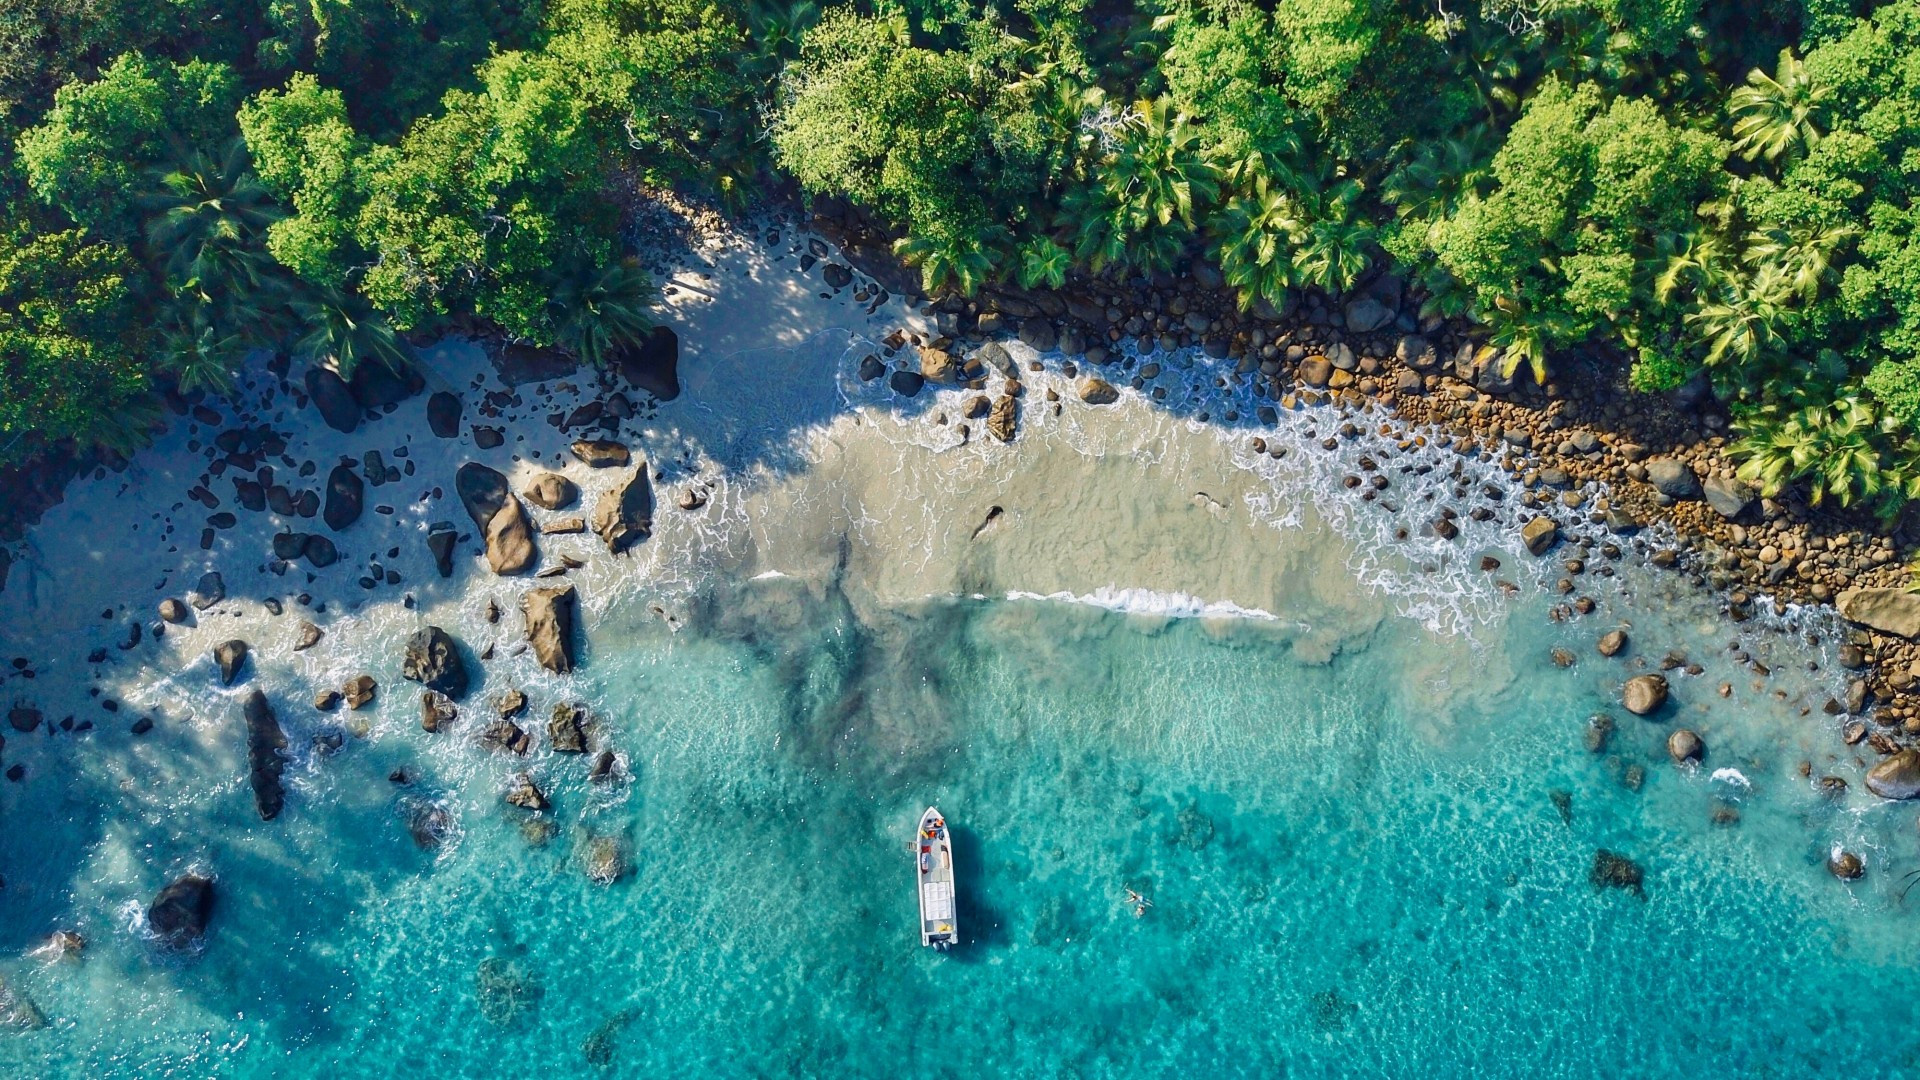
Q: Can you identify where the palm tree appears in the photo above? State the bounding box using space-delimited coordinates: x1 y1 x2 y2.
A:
1732 392 1893 509
1485 297 1575 384
157 304 249 396
1017 236 1071 290
293 287 411 378
143 140 283 307
1381 130 1496 223
1209 175 1305 311
1742 221 1855 302
1687 266 1791 368
894 224 1010 297
1089 97 1219 273
1289 179 1373 293
1644 228 1732 306
1729 49 1827 163
547 258 654 368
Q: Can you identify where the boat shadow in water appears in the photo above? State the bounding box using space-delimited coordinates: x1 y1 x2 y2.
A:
943 823 1008 959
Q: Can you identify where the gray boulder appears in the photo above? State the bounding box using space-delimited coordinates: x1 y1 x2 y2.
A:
242 689 287 820
147 873 215 948
304 366 360 433
426 391 462 438
1645 458 1700 499
213 639 249 686
401 626 469 699
455 463 535 575
323 464 364 531
1342 296 1393 334
1701 475 1754 519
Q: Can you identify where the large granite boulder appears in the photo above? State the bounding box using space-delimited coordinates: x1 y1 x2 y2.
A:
1521 517 1559 556
570 440 630 468
523 585 577 673
401 626 469 699
426 522 457 578
592 466 654 555
348 360 418 409
455 463 535 575
1079 378 1119 405
427 391 462 438
1342 295 1394 334
618 325 680 401
323 464 364 531
213 639 249 686
147 873 215 948
523 473 578 510
1701 475 1754 519
1836 588 1920 640
1645 458 1700 499
242 689 287 820
1867 749 1920 800
988 395 1018 443
1623 674 1668 716
304 366 360 433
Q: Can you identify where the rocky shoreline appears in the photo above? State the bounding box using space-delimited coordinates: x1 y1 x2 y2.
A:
0 199 1913 825
809 200 1918 804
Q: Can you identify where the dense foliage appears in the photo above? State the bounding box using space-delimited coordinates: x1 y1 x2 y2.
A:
1 0 1917 520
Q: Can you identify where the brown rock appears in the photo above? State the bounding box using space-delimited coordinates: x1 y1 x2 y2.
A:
1597 630 1628 657
592 465 654 554
570 439 631 468
343 674 377 710
1079 378 1119 405
505 772 548 811
1828 850 1865 880
421 691 458 733
523 473 579 510
1666 728 1703 764
1622 674 1668 716
522 585 577 673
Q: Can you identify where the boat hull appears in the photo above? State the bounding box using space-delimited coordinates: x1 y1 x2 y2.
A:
916 807 956 949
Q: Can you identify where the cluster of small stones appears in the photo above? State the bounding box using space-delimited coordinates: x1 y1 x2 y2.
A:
810 199 1915 761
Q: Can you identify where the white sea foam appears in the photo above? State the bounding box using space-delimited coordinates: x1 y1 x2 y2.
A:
1005 586 1281 621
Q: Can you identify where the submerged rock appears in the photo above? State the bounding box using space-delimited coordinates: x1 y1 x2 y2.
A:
581 833 629 884
1589 849 1645 897
147 873 215 947
401 626 469 699
522 585 577 673
591 466 653 554
0 977 45 1031
484 720 532 754
402 797 454 851
242 689 288 820
475 956 542 1026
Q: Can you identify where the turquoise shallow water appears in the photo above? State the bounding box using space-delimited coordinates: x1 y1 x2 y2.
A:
6 562 1920 1077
